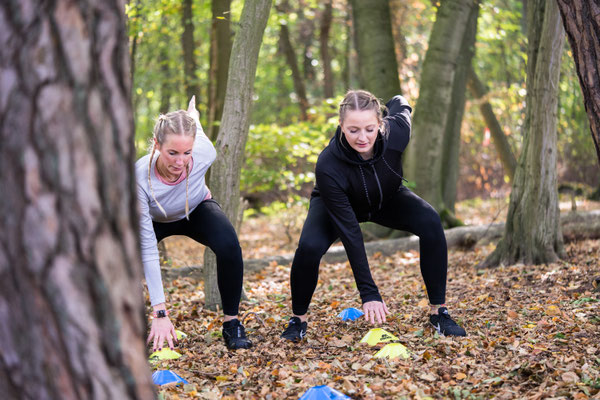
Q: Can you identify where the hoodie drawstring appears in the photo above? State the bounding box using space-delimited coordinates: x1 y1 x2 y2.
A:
382 156 409 184
371 165 384 210
358 165 372 217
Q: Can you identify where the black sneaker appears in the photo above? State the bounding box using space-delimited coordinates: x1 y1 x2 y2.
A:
280 316 307 342
222 319 252 350
429 307 466 337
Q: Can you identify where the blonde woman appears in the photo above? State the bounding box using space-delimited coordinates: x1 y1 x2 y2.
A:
135 97 251 351
281 90 466 341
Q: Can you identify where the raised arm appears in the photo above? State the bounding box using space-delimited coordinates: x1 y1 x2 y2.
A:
385 95 412 152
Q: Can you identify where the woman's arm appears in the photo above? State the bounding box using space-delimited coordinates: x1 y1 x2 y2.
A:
137 184 177 350
315 168 382 304
385 95 412 152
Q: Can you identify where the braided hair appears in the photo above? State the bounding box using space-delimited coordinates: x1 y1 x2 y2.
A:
339 90 389 137
147 110 196 219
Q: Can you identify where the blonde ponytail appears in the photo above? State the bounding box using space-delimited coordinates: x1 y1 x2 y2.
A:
184 163 190 220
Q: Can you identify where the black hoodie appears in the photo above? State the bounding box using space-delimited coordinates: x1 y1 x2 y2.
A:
312 95 412 303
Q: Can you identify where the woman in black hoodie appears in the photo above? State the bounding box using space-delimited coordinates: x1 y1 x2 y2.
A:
280 90 466 341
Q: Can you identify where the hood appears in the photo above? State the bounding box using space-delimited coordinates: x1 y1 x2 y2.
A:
329 125 388 165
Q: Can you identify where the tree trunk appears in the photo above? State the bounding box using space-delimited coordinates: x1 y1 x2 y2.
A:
181 0 200 109
129 0 141 87
441 1 479 216
298 3 316 82
349 0 401 100
278 18 309 120
389 0 409 80
404 0 475 212
0 1 154 399
342 8 352 90
202 0 272 311
480 0 565 268
557 0 600 167
467 66 518 181
207 0 232 141
320 0 334 99
158 14 173 114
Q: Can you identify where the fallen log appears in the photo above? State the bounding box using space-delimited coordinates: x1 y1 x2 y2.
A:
161 210 600 281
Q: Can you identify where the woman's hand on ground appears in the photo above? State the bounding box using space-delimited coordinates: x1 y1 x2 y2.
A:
362 300 390 324
147 317 177 352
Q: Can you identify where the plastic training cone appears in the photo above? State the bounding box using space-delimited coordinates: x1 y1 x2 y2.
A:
298 385 350 400
359 328 399 346
338 307 364 321
149 348 182 360
175 330 188 340
152 369 189 386
374 343 410 360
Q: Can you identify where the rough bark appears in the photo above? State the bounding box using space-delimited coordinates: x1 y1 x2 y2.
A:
0 1 154 399
163 210 600 281
207 0 232 141
467 66 518 181
320 0 334 99
441 1 479 215
480 0 565 268
349 0 401 100
278 15 309 120
181 0 200 109
404 0 475 212
557 0 600 167
202 0 272 310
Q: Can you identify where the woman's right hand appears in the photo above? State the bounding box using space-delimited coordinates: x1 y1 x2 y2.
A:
363 300 390 324
147 316 178 352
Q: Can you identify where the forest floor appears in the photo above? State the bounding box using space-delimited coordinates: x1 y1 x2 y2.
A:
150 196 600 400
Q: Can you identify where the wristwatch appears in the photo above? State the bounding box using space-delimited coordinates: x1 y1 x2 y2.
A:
152 309 169 318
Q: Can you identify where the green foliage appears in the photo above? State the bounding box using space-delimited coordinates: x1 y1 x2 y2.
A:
241 98 340 203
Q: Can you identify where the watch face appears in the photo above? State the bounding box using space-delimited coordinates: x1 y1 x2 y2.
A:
157 310 166 318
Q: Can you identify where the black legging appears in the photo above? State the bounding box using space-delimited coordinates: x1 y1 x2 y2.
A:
152 199 243 316
290 186 447 315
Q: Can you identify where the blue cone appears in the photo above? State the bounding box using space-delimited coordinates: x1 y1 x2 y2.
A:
338 307 364 321
152 370 189 386
298 385 350 400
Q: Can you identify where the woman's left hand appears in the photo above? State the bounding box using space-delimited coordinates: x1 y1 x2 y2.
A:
363 300 390 324
187 95 200 122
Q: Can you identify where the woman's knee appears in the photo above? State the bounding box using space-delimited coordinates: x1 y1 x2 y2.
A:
210 234 242 260
295 236 329 260
416 208 444 240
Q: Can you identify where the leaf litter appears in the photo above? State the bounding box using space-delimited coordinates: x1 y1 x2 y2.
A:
150 199 600 399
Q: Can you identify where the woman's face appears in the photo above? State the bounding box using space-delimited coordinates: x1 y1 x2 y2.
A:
156 134 194 176
340 109 380 160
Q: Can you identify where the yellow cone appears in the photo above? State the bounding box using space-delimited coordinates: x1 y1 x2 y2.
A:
359 328 399 346
149 348 182 360
374 343 410 359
